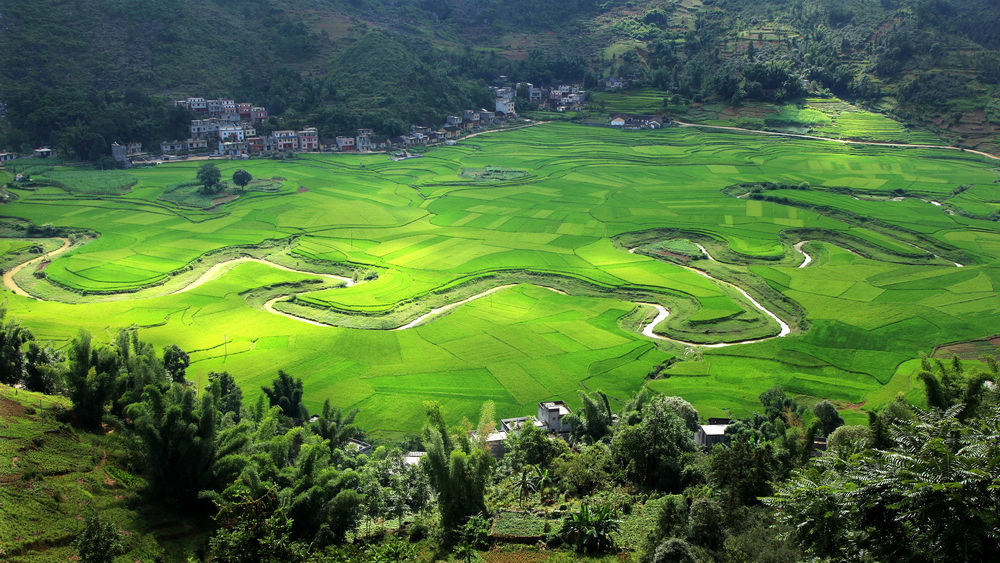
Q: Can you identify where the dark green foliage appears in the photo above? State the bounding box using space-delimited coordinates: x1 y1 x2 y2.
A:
23 341 62 394
710 438 777 510
421 402 493 538
611 395 696 491
686 497 724 550
162 344 189 383
65 330 116 428
232 169 252 188
765 405 1000 561
310 399 359 451
759 386 804 424
502 421 569 472
660 396 699 432
560 503 620 554
565 389 613 443
208 371 243 420
812 400 844 436
261 370 308 422
128 384 219 504
918 355 997 420
73 515 127 563
551 443 613 496
209 486 304 563
197 163 222 195
0 309 32 385
284 441 364 545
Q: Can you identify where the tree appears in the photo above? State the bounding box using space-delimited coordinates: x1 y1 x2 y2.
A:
23 341 63 394
661 396 700 431
261 370 308 422
560 503 620 554
197 162 222 194
73 515 127 563
232 169 252 188
208 371 243 420
565 390 613 443
421 402 493 539
611 395 696 491
310 399 359 451
502 420 568 472
128 384 220 504
759 386 804 423
710 437 777 510
209 486 305 563
812 400 844 436
65 330 116 428
918 355 996 420
765 405 1000 561
0 308 32 385
162 344 190 383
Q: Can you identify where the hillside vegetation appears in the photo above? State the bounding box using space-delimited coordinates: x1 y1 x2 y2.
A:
3 0 1000 158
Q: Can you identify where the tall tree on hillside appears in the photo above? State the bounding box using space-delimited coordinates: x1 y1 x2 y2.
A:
65 330 117 428
918 355 997 420
0 309 32 385
162 344 190 383
23 341 63 394
262 370 308 422
422 402 494 539
310 399 359 451
611 395 696 491
208 371 243 420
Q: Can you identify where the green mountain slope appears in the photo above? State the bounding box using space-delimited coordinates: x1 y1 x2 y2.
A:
1 0 999 156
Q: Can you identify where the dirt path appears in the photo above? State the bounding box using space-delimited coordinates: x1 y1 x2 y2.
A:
2 238 72 299
171 257 354 295
263 296 330 327
693 243 716 262
628 246 792 346
794 241 812 268
674 120 1000 161
459 121 549 142
393 284 516 330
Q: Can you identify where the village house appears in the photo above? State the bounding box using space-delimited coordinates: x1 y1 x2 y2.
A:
160 138 209 155
335 136 356 151
479 109 495 124
32 148 54 158
462 109 480 126
356 128 374 151
111 142 131 167
695 418 731 448
298 128 319 151
445 115 463 127
218 124 245 142
0 152 16 162
605 77 626 89
273 130 298 151
236 103 253 120
218 140 248 157
250 107 268 121
495 98 516 116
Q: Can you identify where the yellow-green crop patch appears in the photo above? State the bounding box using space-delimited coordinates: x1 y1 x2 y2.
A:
0 122 998 438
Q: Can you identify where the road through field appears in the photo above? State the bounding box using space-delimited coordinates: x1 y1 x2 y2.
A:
170 257 355 295
2 237 72 299
794 241 812 268
674 120 1000 161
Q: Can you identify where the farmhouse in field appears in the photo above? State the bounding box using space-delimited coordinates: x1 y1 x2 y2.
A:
0 152 17 162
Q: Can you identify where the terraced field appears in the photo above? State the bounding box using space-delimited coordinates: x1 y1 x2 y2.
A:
1 122 998 437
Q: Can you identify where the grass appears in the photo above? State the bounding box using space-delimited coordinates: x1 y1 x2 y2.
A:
0 122 997 439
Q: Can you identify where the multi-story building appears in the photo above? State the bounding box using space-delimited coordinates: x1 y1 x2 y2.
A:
335 136 356 151
237 103 253 120
479 109 495 124
445 115 462 127
356 128 374 151
298 128 319 151
495 98 516 115
191 119 222 139
251 107 268 121
218 125 245 142
272 130 298 151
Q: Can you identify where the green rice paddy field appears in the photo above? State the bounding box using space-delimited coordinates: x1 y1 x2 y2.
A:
2 122 998 438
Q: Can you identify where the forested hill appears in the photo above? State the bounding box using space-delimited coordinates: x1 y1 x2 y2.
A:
2 0 999 157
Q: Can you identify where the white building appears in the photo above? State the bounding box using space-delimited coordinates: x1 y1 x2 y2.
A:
495 98 516 116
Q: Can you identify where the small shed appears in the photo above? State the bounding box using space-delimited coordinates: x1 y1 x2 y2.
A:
695 423 730 447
